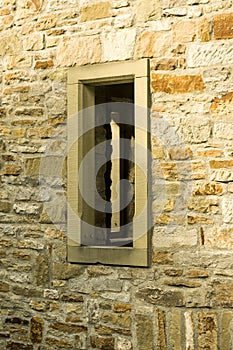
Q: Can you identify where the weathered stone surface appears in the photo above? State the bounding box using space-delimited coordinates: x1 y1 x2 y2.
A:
102 29 136 61
214 13 233 39
136 31 172 58
23 33 44 51
170 309 182 350
134 0 161 22
90 335 114 350
151 74 205 93
187 42 233 68
136 314 154 350
136 287 184 307
211 282 233 307
157 310 167 350
221 311 232 350
210 160 233 169
80 2 110 22
211 92 233 113
30 316 44 343
0 34 21 56
6 342 33 350
198 312 217 350
56 35 101 66
35 253 50 286
198 17 211 41
53 262 83 280
173 20 196 42
49 322 87 333
188 197 219 213
185 311 194 350
102 312 131 328
222 197 233 223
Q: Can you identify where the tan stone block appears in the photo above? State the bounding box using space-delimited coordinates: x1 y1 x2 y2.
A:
136 314 154 350
0 33 21 56
221 311 232 350
210 92 233 113
23 33 44 51
156 310 167 350
2 164 21 175
187 215 213 224
151 74 205 94
173 20 196 42
188 197 219 213
90 336 114 350
169 147 192 160
153 251 174 265
169 310 182 350
6 54 32 69
198 18 211 41
36 14 56 30
186 269 208 278
102 312 131 328
204 227 233 249
102 29 136 61
214 13 233 39
80 2 110 22
198 312 217 350
45 337 73 349
193 182 223 196
164 279 201 288
30 316 44 344
34 60 54 69
136 31 172 58
185 311 194 350
49 322 87 333
56 35 101 66
151 58 178 70
134 0 161 22
113 303 131 313
210 160 233 169
197 149 223 157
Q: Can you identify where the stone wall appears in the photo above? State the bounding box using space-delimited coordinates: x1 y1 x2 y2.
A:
0 0 233 349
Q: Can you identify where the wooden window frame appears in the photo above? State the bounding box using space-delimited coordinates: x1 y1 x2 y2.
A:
67 59 150 267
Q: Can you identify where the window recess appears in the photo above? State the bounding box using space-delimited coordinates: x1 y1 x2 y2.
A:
67 59 150 267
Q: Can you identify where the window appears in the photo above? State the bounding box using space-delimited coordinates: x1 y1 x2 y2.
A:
67 59 150 266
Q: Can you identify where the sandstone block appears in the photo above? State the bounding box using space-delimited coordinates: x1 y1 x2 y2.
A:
6 341 33 350
134 0 161 22
116 337 132 350
214 13 233 39
56 35 101 66
30 316 44 343
222 197 233 223
221 311 232 350
173 20 196 42
136 287 184 307
0 33 21 56
80 2 110 22
156 310 167 350
210 92 233 113
188 197 219 213
212 282 233 307
151 74 205 93
102 312 131 328
169 310 182 350
2 165 21 175
23 33 44 51
198 17 211 41
0 201 12 213
210 160 233 169
45 337 73 349
53 262 83 280
102 29 136 61
136 31 172 58
198 312 217 350
211 169 233 182
197 149 223 157
49 322 87 333
36 14 56 30
204 227 233 249
187 42 233 68
136 314 154 350
184 312 194 350
90 335 114 350
213 123 233 140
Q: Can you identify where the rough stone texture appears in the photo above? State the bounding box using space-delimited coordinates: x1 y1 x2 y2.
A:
151 74 205 93
80 2 110 22
213 13 233 39
136 314 154 350
0 0 233 349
